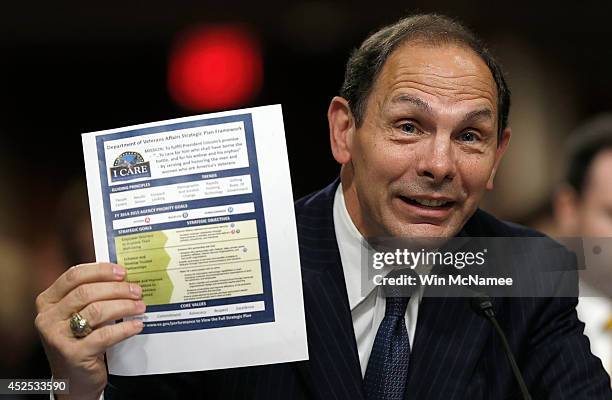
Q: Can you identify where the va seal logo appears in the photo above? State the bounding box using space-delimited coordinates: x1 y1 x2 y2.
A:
110 151 151 182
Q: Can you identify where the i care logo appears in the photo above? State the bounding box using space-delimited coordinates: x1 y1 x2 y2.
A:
110 151 151 182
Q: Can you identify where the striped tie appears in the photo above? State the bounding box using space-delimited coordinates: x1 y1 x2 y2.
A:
364 296 411 400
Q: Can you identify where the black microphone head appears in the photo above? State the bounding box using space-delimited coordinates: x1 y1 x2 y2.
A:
470 294 494 318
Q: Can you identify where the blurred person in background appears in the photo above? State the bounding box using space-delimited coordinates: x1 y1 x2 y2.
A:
0 237 35 377
31 181 95 303
3 179 95 392
55 181 95 268
0 168 52 387
553 113 612 377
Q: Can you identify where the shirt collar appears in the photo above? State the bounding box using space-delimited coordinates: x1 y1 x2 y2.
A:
333 182 436 311
332 183 377 311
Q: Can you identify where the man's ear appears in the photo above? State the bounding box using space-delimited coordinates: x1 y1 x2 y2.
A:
553 184 580 236
328 96 354 165
486 127 512 190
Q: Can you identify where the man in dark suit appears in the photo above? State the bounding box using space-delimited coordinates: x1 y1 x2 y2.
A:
36 14 612 399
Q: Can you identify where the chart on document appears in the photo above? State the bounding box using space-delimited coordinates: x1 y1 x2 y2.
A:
89 113 273 334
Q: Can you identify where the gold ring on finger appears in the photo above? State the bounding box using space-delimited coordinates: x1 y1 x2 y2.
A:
69 312 92 338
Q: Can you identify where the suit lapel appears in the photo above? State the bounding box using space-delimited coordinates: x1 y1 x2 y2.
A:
405 211 495 399
405 296 492 399
294 184 498 399
294 180 365 400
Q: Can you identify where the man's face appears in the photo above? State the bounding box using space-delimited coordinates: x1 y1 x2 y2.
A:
576 149 612 236
333 42 510 238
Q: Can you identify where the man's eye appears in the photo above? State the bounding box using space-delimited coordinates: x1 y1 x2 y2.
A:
400 123 418 134
459 131 479 142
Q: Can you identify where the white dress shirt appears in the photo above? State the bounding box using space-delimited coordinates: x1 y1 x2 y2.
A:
332 183 423 377
577 281 612 378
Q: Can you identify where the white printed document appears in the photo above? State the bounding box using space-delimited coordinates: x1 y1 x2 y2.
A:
82 104 308 375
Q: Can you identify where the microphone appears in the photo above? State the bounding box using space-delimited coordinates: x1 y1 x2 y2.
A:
471 295 532 400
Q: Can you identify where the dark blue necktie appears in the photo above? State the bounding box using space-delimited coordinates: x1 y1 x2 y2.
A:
364 296 411 400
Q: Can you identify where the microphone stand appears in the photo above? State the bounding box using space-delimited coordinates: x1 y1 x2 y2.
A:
471 296 533 400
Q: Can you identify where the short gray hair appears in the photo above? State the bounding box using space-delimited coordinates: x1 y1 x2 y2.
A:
340 14 511 142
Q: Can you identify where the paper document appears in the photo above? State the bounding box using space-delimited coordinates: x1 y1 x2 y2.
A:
82 104 308 375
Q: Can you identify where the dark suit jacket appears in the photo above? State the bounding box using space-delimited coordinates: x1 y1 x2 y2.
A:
106 180 612 399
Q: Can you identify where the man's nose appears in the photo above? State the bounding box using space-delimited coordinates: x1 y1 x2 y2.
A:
416 136 457 184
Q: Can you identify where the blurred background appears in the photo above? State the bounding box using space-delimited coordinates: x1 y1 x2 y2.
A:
1 0 611 389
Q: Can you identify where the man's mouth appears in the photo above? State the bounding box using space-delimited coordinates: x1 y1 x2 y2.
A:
399 196 455 209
